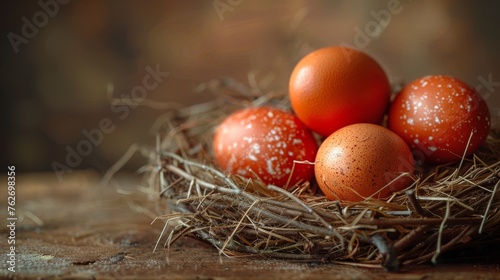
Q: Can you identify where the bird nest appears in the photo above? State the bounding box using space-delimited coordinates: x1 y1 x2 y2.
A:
109 78 500 271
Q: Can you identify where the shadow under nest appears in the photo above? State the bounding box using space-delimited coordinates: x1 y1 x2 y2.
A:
111 78 500 271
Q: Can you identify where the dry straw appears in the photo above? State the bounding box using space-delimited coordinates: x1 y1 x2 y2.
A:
107 76 500 271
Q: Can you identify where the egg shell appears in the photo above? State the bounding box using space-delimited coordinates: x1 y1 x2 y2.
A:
213 106 318 188
289 46 391 137
315 123 414 202
388 75 491 164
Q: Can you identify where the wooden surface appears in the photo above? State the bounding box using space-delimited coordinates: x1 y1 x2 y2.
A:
1 171 499 280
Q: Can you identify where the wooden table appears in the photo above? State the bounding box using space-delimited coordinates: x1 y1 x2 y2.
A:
1 171 499 279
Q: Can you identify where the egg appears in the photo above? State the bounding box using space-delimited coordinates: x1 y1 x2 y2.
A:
213 107 318 188
388 75 491 164
315 123 414 202
289 46 391 137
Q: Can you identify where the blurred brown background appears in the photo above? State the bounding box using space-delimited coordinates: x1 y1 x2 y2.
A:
2 0 500 178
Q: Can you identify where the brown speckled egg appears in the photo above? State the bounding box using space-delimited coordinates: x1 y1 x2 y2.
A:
315 123 414 202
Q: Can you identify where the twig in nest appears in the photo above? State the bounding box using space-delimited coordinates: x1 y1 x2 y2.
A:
371 234 399 271
406 189 431 217
479 179 500 234
432 200 451 264
267 184 333 230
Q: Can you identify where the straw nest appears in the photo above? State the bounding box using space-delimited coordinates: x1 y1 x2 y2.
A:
111 77 500 271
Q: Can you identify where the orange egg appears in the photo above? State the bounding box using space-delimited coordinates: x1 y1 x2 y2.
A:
213 107 318 188
315 123 414 202
388 75 491 164
289 46 391 137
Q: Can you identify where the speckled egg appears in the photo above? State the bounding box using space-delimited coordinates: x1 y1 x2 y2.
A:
388 75 491 164
315 123 414 201
213 107 318 188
